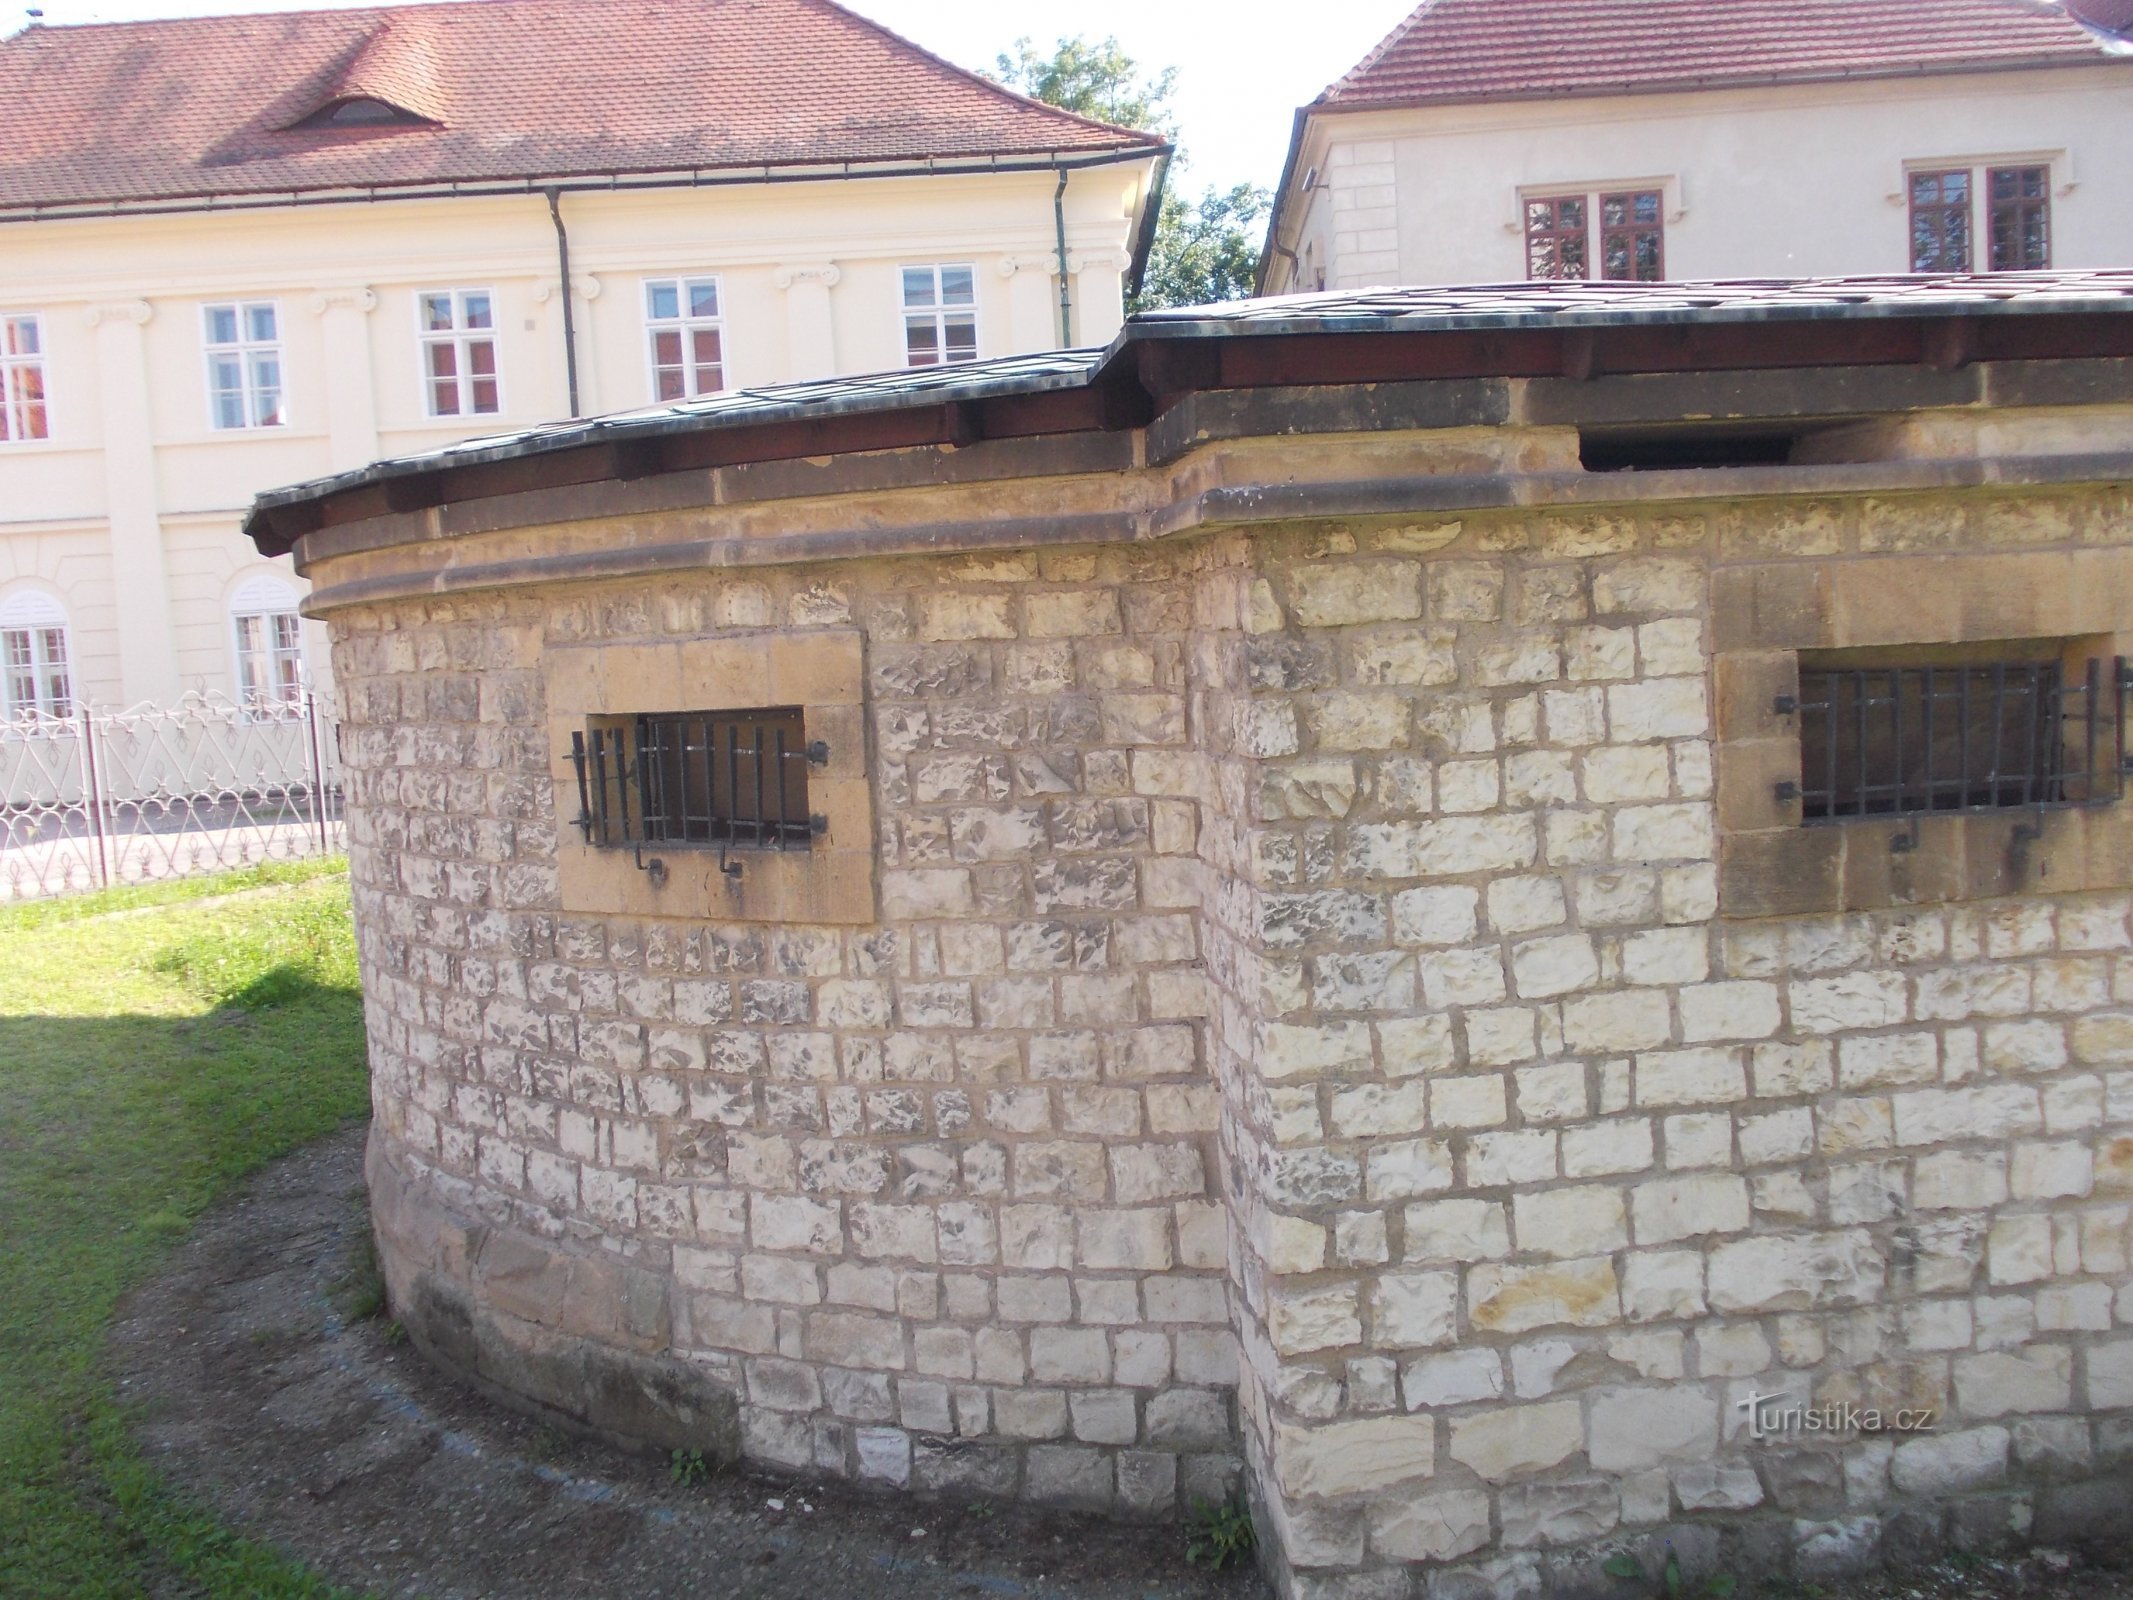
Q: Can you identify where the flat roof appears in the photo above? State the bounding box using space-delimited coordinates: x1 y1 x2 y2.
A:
246 269 2133 553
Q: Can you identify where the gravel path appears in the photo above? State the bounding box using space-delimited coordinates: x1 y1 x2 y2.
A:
107 1124 1267 1600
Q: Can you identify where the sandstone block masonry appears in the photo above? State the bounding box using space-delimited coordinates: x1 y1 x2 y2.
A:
292 368 2133 1599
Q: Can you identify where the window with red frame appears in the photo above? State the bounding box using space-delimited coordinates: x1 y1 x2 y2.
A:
1526 190 1664 282
1907 163 2050 273
1524 196 1589 280
1989 166 2051 272
1909 170 1973 272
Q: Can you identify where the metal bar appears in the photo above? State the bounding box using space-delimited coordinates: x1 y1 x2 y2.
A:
2084 658 2100 804
590 727 611 845
2019 663 2040 808
1853 672 1868 818
773 726 788 848
570 730 592 841
680 716 697 842
77 702 109 889
1890 665 1906 815
302 686 331 854
1922 666 1936 813
1958 667 1972 809
727 721 740 846
752 723 766 846
2118 656 2131 801
1821 673 1838 817
1979 665 1996 814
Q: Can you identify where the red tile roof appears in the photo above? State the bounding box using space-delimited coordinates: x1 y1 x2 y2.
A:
1321 0 2123 109
0 0 1163 213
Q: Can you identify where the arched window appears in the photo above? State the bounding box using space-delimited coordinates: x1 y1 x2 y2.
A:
230 575 305 711
0 589 73 719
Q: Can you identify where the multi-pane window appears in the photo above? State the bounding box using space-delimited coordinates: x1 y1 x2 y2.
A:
1526 190 1664 281
0 592 72 720
419 289 500 417
902 264 978 367
1524 197 1589 280
1988 166 2051 272
229 576 304 711
1 314 48 443
204 303 284 430
644 278 725 401
1908 170 1973 273
1907 164 2051 272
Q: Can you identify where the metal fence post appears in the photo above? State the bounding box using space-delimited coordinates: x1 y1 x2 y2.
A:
77 703 110 889
302 686 331 855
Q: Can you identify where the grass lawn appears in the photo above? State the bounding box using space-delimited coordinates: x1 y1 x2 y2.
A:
0 860 372 1597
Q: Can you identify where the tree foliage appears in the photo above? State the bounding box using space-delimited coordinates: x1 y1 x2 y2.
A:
989 35 1270 312
1139 182 1269 310
991 36 1178 140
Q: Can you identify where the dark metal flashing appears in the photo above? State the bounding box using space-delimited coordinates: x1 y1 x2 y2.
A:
245 270 2133 558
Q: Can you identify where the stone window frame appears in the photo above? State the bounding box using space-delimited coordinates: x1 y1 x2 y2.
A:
543 629 874 924
1714 548 2133 918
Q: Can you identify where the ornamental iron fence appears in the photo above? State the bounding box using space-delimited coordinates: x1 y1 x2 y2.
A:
0 689 343 900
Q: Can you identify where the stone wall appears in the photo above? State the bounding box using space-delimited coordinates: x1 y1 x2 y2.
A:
346 540 1248 1516
330 467 2133 1597
1207 491 2133 1598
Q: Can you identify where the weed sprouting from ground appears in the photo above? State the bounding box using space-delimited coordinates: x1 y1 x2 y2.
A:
1184 1496 1255 1570
670 1448 710 1487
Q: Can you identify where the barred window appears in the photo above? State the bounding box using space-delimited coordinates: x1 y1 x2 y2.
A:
571 708 824 855
1788 651 2128 823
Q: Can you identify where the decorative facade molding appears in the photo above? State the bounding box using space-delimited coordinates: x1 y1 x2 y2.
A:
307 287 379 316
1067 250 1131 275
83 299 152 328
533 276 602 304
773 263 842 291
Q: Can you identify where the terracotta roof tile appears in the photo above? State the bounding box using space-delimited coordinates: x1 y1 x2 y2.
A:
0 0 1163 212
1322 0 2122 109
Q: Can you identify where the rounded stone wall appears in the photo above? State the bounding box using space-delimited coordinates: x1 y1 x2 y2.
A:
345 542 1250 1516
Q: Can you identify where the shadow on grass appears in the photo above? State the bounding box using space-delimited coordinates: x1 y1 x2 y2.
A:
0 948 369 1596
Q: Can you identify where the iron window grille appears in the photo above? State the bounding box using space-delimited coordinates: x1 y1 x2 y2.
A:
569 708 827 863
1780 657 2130 826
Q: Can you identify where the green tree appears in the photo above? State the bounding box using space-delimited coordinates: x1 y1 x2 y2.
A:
990 36 1270 311
1140 182 1269 310
992 35 1177 139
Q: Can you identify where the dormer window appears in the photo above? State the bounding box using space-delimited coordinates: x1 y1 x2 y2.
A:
292 96 428 130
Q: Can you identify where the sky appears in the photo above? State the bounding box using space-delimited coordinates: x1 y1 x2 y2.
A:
8 0 1409 195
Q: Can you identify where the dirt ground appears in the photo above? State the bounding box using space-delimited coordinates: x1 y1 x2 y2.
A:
104 1124 2132 1600
106 1123 1267 1600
